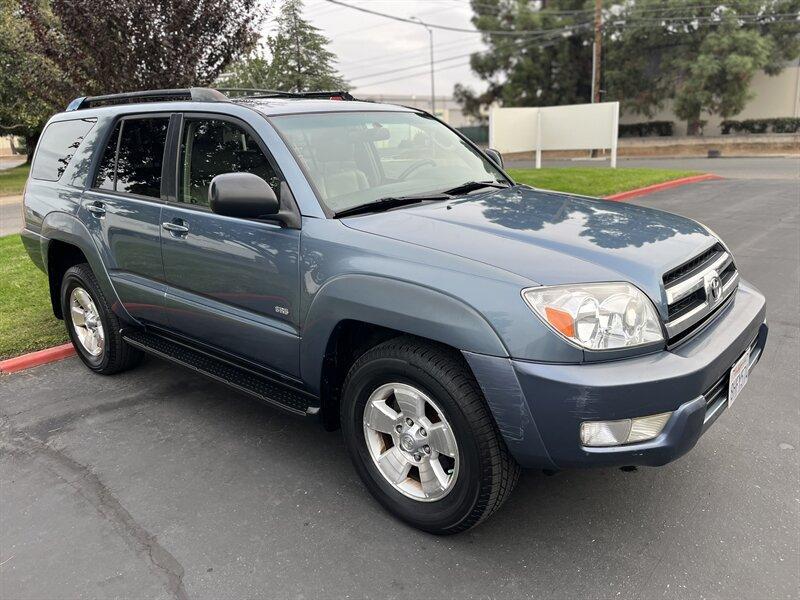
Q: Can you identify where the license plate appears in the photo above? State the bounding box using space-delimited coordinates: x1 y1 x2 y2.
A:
728 348 750 407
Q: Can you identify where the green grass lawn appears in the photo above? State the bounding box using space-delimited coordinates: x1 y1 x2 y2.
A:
0 163 30 196
507 167 700 197
0 234 68 360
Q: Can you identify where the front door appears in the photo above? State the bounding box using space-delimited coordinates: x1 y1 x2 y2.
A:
159 115 301 378
81 115 170 325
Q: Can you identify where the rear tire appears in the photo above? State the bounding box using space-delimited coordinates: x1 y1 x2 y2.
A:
61 263 143 375
340 336 519 534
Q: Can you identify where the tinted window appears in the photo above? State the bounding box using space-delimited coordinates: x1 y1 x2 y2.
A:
179 119 279 207
115 118 169 198
93 123 121 190
32 118 97 181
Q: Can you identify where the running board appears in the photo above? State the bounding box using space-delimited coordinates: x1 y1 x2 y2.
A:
122 330 316 417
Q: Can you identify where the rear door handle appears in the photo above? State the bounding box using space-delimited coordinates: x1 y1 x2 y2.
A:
162 221 189 234
86 203 106 217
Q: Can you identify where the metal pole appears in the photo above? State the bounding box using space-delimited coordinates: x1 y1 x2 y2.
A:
429 28 435 115
592 0 602 104
411 17 436 116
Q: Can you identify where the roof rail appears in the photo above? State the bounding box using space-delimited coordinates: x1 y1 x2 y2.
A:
64 87 356 111
65 87 229 111
217 88 355 101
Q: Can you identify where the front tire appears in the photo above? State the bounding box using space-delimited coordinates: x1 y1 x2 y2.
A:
61 263 142 375
341 336 519 534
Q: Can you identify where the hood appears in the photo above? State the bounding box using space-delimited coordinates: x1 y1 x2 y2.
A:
341 186 716 315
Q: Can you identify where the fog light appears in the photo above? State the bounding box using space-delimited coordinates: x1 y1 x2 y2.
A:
580 412 672 447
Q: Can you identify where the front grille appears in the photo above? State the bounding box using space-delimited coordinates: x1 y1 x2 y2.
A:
662 242 739 345
663 243 723 287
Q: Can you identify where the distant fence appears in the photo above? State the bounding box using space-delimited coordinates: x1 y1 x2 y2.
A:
457 125 489 145
489 101 620 168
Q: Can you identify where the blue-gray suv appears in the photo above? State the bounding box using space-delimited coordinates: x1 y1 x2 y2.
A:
22 88 768 534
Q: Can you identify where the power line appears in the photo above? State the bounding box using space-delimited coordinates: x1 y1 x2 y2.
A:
321 0 593 36
353 59 474 89
349 51 475 82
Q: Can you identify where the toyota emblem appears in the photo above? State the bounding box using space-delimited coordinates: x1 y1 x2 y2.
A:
705 271 722 302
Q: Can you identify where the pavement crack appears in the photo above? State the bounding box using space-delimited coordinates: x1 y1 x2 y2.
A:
1 426 189 600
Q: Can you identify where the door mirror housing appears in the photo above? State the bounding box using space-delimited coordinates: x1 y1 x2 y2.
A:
485 148 504 168
209 172 279 219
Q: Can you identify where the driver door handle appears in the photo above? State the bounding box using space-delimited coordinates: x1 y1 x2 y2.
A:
162 221 189 234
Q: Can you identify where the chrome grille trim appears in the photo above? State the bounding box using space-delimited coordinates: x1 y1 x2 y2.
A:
666 251 731 304
663 246 740 342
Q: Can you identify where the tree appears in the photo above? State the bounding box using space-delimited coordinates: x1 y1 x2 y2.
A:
458 0 800 133
1 0 267 158
0 1 75 159
224 0 347 92
455 0 594 123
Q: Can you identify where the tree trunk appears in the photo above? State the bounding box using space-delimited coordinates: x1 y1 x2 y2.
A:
24 133 40 163
686 117 702 136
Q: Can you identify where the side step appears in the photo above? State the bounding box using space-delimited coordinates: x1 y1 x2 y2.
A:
122 330 316 416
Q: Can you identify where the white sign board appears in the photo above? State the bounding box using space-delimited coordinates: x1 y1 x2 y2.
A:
489 101 620 168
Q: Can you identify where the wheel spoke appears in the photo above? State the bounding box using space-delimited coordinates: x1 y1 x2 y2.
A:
418 460 449 498
426 423 458 458
376 447 411 484
364 399 400 434
74 288 92 310
393 386 425 419
70 305 86 327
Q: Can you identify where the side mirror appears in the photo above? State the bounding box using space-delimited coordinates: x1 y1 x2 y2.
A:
209 173 279 219
485 148 504 168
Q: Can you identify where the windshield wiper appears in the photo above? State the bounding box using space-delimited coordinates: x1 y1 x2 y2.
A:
334 194 450 218
441 180 509 196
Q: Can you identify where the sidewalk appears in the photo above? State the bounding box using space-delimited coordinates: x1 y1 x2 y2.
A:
0 195 23 237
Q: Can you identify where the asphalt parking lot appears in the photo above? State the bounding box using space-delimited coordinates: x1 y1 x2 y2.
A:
1 175 798 599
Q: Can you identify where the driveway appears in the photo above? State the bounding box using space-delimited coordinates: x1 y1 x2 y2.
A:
1 177 798 599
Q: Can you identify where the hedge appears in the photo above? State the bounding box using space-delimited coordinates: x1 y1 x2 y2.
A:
720 118 800 135
618 121 674 138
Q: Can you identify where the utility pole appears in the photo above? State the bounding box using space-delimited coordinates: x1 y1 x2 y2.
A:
591 0 602 104
411 17 435 115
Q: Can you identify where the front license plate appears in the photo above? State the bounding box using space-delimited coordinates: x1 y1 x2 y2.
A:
728 348 750 407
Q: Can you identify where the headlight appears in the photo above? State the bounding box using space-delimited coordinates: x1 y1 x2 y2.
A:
522 282 664 350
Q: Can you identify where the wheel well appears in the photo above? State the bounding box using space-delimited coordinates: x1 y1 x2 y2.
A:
318 321 471 431
318 321 405 430
46 240 88 319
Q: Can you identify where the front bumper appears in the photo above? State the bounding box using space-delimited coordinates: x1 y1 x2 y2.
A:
465 280 768 470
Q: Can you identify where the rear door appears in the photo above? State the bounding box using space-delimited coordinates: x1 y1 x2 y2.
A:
159 113 301 377
81 114 171 325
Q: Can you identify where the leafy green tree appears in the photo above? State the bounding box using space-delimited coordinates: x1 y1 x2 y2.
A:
224 0 347 92
605 1 799 134
456 0 592 122
0 1 75 159
459 0 800 133
1 0 266 158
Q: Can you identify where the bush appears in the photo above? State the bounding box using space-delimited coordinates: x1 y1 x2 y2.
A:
457 125 489 144
720 118 800 134
618 121 674 138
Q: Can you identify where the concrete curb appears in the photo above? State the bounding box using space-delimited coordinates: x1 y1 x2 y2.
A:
604 173 723 201
0 343 75 374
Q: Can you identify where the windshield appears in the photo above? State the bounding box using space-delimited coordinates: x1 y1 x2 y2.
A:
270 111 508 214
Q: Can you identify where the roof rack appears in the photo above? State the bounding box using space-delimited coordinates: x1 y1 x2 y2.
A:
218 88 355 101
65 87 355 111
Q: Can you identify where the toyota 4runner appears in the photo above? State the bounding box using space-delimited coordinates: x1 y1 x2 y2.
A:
21 88 768 534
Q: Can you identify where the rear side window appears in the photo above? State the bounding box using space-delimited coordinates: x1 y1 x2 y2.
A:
32 118 97 181
93 117 169 198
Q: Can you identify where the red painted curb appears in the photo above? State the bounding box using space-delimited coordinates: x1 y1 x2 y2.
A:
0 343 76 374
604 173 723 201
